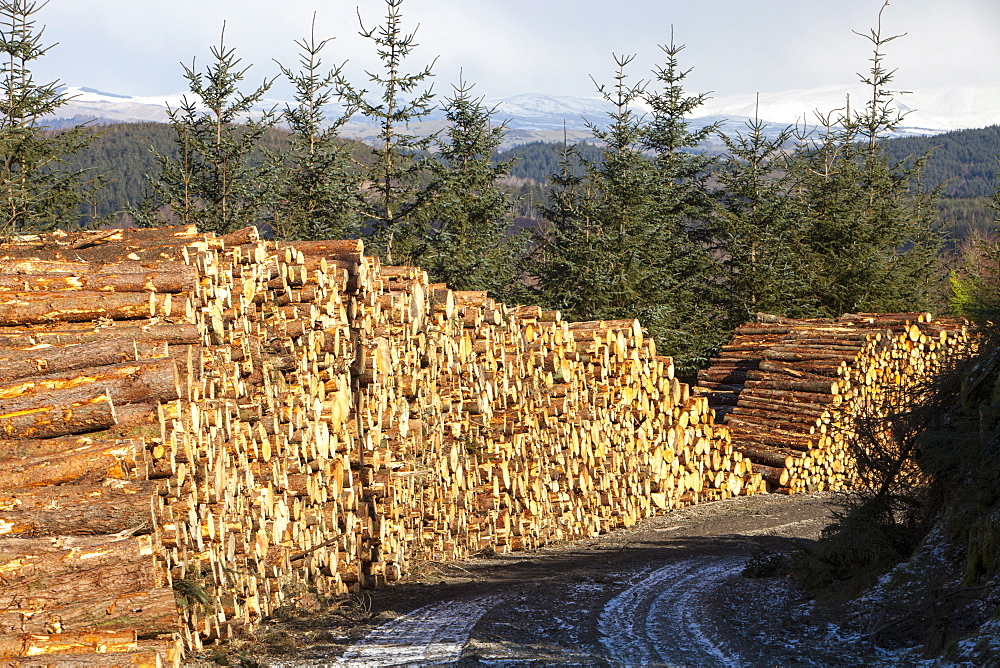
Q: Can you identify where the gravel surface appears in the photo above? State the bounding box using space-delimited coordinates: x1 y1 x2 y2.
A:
243 491 891 667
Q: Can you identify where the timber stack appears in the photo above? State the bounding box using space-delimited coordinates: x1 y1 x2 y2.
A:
0 227 206 666
0 225 770 664
693 312 972 493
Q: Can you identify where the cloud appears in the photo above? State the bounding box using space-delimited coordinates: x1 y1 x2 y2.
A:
24 0 1000 101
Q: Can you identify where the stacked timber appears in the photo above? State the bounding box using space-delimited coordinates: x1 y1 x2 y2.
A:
0 228 207 666
16 226 979 662
694 312 972 493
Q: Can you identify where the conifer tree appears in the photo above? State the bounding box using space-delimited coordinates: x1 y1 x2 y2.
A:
950 174 1000 324
413 77 520 299
336 0 435 264
526 55 657 320
141 24 277 234
787 2 943 316
0 0 99 233
641 40 727 372
272 15 360 241
711 111 814 321
641 35 719 227
525 131 591 308
526 47 722 375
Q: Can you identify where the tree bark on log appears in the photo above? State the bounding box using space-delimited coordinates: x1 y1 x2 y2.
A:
0 323 200 348
751 462 790 486
0 534 149 557
0 258 193 276
0 269 196 294
0 339 168 381
0 394 116 440
0 359 180 406
0 438 144 489
0 561 160 611
732 443 797 469
0 630 138 659
0 649 163 666
0 292 175 325
0 435 120 461
0 480 162 512
0 494 152 536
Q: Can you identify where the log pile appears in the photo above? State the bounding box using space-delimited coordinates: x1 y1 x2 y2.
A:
0 225 763 661
0 225 971 663
0 227 209 666
693 312 972 493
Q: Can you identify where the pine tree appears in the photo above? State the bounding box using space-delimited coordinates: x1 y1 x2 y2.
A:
787 2 943 316
524 131 592 310
141 24 277 234
640 39 727 372
526 55 655 319
0 0 100 234
412 76 520 299
711 110 814 321
336 0 435 264
641 35 719 221
272 15 361 241
526 48 722 375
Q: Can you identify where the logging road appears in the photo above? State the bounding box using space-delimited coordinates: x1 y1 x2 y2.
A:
256 492 881 667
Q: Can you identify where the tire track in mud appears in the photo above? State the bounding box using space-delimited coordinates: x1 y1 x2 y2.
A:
261 495 837 666
268 595 502 667
269 558 749 666
599 556 746 666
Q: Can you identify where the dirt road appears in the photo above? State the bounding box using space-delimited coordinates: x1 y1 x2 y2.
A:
252 492 883 666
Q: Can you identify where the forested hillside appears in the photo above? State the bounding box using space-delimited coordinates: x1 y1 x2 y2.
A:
59 122 999 238
63 123 351 226
65 122 175 225
883 125 1000 198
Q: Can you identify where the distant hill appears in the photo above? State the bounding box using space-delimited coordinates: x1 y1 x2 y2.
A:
498 127 1000 197
60 122 365 226
882 125 1000 241
48 84 1000 151
882 125 1000 199
500 141 605 181
56 121 997 237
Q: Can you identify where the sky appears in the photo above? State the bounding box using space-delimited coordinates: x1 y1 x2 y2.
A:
31 0 1000 101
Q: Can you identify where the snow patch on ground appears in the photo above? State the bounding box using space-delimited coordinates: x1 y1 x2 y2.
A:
266 595 501 667
598 557 745 666
954 618 1000 665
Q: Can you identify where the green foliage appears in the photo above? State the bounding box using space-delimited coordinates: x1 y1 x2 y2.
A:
139 24 278 233
784 3 945 317
949 179 1000 324
525 44 725 376
711 114 815 322
271 16 361 241
336 0 436 263
884 125 1000 199
173 576 214 611
411 77 521 300
0 0 100 234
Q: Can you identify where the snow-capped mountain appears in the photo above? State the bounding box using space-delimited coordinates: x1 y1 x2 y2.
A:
697 84 1000 136
49 84 1000 146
